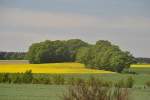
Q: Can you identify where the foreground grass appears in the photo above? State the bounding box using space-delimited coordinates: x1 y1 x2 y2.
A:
0 63 114 74
0 84 66 100
0 83 149 100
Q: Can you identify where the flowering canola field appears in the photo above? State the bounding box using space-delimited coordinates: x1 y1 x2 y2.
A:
0 63 114 74
131 64 150 68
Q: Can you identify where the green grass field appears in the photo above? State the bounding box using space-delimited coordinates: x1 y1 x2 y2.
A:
0 83 149 100
0 84 66 100
0 73 150 100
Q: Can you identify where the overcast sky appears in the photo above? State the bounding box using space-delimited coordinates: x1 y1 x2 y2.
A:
0 0 150 57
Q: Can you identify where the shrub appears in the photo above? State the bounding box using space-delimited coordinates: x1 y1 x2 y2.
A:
12 73 23 84
0 73 11 83
32 77 52 84
114 77 134 88
125 76 134 88
114 79 125 88
32 77 40 84
22 70 33 83
145 81 150 87
67 77 76 85
62 77 129 100
87 77 112 87
53 75 65 85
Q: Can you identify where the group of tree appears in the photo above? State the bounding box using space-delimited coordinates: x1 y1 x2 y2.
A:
26 39 89 63
76 40 136 72
0 52 26 60
27 39 136 72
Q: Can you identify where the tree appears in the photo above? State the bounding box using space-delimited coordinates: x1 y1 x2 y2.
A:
27 39 89 63
76 47 91 65
0 52 26 60
27 39 135 72
66 39 89 61
76 40 135 72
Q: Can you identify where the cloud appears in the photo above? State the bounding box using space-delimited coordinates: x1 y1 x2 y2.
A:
0 8 99 29
1 8 150 30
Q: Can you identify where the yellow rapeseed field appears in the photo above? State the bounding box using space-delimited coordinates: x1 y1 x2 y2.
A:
131 64 150 68
0 63 114 74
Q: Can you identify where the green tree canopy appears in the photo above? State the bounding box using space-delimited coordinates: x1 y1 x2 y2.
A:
27 39 135 72
27 39 89 63
76 40 136 72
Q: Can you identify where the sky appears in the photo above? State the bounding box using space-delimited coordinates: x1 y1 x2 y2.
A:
0 0 150 57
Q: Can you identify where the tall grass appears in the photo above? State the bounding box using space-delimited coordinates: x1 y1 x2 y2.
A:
62 77 129 100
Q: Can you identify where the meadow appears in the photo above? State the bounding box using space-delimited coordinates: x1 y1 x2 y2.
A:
0 84 150 100
0 73 150 100
0 60 150 100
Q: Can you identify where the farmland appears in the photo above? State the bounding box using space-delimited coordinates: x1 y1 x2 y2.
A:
0 61 150 100
130 64 150 74
0 62 114 74
0 60 149 74
0 74 150 100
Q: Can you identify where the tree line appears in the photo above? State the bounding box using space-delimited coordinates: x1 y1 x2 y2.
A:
136 57 150 64
0 52 26 60
26 39 136 72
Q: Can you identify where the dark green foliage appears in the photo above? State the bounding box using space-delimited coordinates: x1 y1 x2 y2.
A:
76 40 136 72
122 68 137 74
136 57 150 64
53 75 65 85
32 77 52 84
12 73 23 84
145 81 150 87
0 73 135 88
0 73 11 83
66 39 89 61
76 47 91 66
27 39 135 72
27 39 88 63
22 70 33 83
0 52 26 60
